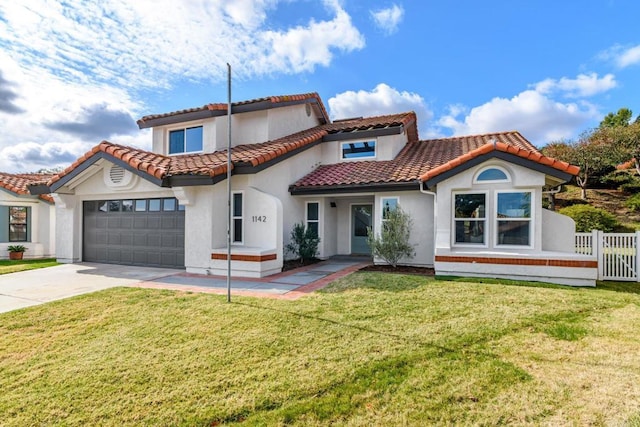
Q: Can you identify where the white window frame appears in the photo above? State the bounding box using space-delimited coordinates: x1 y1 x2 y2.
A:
232 191 244 245
452 191 489 247
305 201 320 237
340 140 377 161
381 197 399 225
167 125 204 155
494 190 533 248
473 165 511 184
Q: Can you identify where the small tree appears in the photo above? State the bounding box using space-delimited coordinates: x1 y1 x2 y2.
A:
366 205 415 268
285 223 320 264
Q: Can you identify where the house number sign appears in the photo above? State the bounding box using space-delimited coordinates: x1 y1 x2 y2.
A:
251 215 267 223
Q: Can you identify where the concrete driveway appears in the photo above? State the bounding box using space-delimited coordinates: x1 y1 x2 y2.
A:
0 263 178 314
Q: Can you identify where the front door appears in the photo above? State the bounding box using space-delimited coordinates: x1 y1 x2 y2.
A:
351 204 372 255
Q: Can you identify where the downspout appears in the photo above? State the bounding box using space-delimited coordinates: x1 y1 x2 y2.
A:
418 180 437 266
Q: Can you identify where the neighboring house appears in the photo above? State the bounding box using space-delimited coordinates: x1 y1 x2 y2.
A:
0 173 56 259
30 92 597 286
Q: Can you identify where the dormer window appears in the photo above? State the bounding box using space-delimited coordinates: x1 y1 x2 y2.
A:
341 140 376 160
169 126 203 154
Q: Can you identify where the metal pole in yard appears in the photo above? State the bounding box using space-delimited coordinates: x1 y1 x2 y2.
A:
227 63 232 303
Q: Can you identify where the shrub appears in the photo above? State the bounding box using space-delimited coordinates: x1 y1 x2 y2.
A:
626 193 640 212
366 206 415 268
285 223 320 263
598 170 637 188
620 180 640 194
559 204 619 232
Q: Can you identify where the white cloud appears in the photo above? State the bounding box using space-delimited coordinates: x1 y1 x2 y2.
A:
600 44 640 68
534 73 617 97
260 6 365 73
438 89 598 145
0 0 366 172
0 0 364 89
328 83 432 135
370 4 404 35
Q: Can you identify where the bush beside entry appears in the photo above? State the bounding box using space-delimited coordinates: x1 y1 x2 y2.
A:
367 205 415 268
286 223 320 264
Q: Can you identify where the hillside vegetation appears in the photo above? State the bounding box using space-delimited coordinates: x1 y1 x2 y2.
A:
554 185 640 231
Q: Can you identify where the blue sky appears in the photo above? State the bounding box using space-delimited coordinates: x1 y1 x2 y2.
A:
0 0 639 172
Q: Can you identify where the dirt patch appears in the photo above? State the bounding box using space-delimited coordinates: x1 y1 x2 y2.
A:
358 264 435 276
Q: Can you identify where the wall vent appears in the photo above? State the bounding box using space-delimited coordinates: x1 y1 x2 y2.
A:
109 165 125 184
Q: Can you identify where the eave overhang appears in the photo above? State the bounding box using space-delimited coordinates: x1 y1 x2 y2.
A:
421 151 575 190
289 181 419 196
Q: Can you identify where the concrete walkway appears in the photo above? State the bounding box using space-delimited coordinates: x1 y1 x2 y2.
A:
0 257 371 313
135 257 371 300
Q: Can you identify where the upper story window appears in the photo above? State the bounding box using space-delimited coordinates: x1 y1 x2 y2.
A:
341 141 376 160
169 126 203 154
475 166 510 183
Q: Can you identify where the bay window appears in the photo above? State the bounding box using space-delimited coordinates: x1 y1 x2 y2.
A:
453 190 533 247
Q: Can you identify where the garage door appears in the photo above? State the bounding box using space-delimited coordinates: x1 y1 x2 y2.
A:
83 198 185 268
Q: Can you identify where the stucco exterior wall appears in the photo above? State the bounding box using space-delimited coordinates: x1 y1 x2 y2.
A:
434 159 545 253
0 191 55 259
541 208 576 252
372 191 435 267
320 132 407 165
53 164 179 264
267 104 321 141
431 159 596 286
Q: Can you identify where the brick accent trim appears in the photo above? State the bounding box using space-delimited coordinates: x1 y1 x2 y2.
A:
435 255 597 268
211 253 277 262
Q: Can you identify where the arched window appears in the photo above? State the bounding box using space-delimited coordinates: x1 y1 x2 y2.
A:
475 166 510 183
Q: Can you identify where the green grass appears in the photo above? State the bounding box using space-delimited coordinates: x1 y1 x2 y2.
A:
0 258 58 275
1 272 640 425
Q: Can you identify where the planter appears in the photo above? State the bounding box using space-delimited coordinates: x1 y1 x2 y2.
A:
9 251 24 260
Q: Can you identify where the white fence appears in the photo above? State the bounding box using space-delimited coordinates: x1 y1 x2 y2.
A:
575 230 640 281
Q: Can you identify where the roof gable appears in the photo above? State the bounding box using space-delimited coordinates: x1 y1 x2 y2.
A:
419 139 579 187
290 131 580 194
137 92 330 129
40 112 415 193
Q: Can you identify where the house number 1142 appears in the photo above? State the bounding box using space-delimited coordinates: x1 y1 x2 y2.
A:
252 215 267 222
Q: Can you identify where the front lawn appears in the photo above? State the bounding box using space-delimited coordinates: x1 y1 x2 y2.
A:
0 258 58 275
1 273 639 425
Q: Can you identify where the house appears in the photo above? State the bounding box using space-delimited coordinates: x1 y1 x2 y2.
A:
0 172 56 259
30 92 598 286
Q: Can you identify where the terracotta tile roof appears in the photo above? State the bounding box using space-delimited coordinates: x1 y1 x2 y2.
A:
0 172 56 203
137 92 329 127
46 127 329 188
291 131 579 191
47 141 173 187
325 112 419 141
418 136 579 182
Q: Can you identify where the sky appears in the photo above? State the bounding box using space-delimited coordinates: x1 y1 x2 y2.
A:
0 0 639 173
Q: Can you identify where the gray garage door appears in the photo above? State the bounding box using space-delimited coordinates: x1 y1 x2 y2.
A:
83 198 185 268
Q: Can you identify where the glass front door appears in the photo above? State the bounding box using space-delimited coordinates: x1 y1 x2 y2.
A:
351 204 372 255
